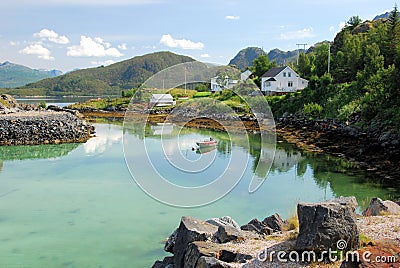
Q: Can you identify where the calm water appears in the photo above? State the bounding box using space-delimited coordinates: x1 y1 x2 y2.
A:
0 122 397 268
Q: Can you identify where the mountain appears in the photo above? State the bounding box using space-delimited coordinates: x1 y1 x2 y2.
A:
19 51 195 96
267 49 301 65
229 47 266 70
0 61 62 88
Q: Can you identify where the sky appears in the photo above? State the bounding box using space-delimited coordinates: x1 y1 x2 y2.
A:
0 0 395 73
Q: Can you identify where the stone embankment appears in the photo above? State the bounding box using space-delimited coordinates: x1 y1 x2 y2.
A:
0 94 94 145
152 196 400 268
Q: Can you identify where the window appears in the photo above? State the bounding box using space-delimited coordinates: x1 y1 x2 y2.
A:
288 72 291 77
288 81 293 87
283 72 286 77
265 81 271 87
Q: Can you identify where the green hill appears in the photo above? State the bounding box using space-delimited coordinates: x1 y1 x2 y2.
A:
0 61 61 88
14 51 195 96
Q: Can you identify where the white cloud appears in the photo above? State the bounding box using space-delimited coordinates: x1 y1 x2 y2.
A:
67 36 123 57
91 60 115 66
225 15 240 20
118 43 128 50
200 53 210 58
34 29 70 44
279 27 315 40
159 34 204 50
19 43 54 60
329 26 335 32
9 41 20 46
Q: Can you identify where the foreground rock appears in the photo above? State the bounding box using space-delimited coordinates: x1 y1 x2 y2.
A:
152 197 400 267
362 197 400 216
0 111 94 145
295 196 359 253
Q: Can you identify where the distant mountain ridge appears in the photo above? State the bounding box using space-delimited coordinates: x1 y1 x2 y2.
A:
229 47 266 70
0 61 62 88
18 51 195 96
228 47 306 70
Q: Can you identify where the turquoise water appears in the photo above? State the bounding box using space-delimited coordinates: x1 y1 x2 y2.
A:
0 122 397 268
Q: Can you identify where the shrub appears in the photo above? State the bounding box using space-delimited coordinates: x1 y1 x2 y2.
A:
39 101 47 109
303 102 323 117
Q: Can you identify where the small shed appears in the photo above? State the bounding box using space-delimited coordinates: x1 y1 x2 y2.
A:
149 94 176 107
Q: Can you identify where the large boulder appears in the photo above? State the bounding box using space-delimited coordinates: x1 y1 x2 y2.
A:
164 229 178 253
173 216 219 267
196 256 231 268
362 197 400 216
152 256 174 268
295 197 359 253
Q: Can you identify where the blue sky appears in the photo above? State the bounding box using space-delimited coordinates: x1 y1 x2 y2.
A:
0 0 394 72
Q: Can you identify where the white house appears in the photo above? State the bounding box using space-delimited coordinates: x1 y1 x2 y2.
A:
261 66 308 95
210 70 252 92
149 94 176 107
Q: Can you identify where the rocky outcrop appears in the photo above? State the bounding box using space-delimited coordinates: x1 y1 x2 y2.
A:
295 197 359 253
0 111 94 145
362 197 400 216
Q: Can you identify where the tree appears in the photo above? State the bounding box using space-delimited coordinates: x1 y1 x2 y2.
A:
297 52 312 79
346 16 362 29
313 43 330 77
387 5 400 66
251 55 277 78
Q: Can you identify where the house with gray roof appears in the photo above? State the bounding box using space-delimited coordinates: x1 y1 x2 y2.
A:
261 66 308 95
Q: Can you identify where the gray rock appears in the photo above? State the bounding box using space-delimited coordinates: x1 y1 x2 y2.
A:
152 256 174 268
218 250 236 263
362 197 400 216
240 218 273 235
206 216 240 230
262 213 285 232
196 256 231 268
295 199 359 253
164 229 178 253
235 253 252 263
215 225 243 243
183 241 226 268
173 216 219 267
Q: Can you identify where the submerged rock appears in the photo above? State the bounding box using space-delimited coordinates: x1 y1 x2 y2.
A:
362 197 400 216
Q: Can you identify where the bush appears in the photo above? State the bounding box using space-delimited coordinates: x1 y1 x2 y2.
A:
303 102 323 117
39 101 47 109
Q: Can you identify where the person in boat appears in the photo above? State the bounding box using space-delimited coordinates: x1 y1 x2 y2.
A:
209 137 213 141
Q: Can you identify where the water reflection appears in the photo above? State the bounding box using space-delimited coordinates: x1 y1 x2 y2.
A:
83 124 123 155
125 122 398 203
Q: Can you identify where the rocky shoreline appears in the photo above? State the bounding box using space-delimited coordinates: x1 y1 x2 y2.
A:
0 95 94 145
152 197 400 268
275 114 400 186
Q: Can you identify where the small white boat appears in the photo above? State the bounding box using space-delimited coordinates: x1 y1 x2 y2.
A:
196 138 217 148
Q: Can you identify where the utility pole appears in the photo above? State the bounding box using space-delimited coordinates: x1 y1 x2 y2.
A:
296 43 307 65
